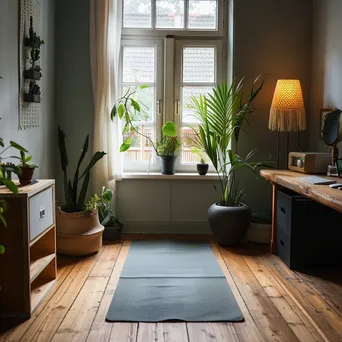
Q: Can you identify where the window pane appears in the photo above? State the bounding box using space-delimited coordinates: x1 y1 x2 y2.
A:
123 86 155 122
123 47 155 83
182 86 213 123
156 0 184 28
124 0 152 28
181 126 201 164
183 47 215 83
123 126 155 162
188 0 217 29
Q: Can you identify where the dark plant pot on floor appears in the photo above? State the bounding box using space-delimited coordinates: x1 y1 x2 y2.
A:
18 166 35 186
197 163 209 175
160 155 177 175
103 221 123 241
208 203 251 246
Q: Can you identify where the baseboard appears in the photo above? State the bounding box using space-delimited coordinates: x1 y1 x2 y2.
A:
121 221 212 234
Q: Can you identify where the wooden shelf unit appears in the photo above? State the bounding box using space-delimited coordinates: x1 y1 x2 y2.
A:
0 180 56 319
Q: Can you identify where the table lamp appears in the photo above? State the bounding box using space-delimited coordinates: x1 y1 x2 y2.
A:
269 79 306 168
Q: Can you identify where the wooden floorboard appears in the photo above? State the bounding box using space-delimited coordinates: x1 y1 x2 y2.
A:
1 237 342 342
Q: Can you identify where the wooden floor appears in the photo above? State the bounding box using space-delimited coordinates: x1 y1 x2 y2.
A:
1 235 342 342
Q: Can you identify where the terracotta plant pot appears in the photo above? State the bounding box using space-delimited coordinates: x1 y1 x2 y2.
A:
18 166 35 186
56 207 104 256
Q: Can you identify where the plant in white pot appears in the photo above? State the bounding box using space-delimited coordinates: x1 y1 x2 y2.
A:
188 76 269 246
57 126 106 256
110 87 181 174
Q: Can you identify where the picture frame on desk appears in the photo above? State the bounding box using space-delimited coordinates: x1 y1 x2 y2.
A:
320 108 334 138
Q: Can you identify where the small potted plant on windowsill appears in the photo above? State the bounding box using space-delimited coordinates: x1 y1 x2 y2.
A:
197 156 209 176
111 87 181 175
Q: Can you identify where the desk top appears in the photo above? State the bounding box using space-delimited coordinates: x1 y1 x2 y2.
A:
260 170 342 212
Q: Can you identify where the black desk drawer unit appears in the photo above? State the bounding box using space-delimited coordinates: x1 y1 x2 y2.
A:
277 189 342 270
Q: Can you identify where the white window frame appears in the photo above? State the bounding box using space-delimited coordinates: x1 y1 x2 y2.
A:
120 38 164 172
173 39 223 172
122 0 226 37
120 0 228 173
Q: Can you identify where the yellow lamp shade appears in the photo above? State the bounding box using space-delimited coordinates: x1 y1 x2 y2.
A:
269 79 306 132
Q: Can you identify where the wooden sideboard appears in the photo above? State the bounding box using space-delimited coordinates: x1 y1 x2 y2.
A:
0 180 56 318
260 170 342 253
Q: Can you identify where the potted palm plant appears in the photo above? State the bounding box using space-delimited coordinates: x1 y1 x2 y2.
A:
188 76 267 246
111 87 181 174
57 126 106 256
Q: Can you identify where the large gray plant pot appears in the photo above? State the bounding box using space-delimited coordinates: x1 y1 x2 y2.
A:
208 203 251 246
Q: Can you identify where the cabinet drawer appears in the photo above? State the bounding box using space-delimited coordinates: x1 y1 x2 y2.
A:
29 187 54 241
277 190 292 232
276 225 291 268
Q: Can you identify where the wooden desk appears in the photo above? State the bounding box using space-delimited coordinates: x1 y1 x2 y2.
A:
260 170 342 253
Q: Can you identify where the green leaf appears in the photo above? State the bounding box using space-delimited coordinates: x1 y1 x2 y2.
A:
78 151 106 180
130 98 140 112
139 85 149 89
162 121 177 137
26 161 39 168
118 104 125 119
120 143 130 152
0 138 4 148
110 105 117 121
0 244 5 254
1 178 18 193
77 172 90 210
25 155 32 163
58 126 68 172
101 188 113 203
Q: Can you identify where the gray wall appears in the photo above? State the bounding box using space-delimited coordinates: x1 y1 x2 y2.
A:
53 0 314 231
55 0 94 202
232 0 313 213
0 0 56 178
310 0 342 155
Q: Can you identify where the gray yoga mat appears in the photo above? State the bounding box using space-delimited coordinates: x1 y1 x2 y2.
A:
106 240 244 322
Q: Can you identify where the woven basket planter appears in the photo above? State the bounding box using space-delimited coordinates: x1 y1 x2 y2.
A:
56 207 104 256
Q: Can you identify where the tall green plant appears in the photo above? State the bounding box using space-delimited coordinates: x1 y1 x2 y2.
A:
58 126 106 213
188 76 268 206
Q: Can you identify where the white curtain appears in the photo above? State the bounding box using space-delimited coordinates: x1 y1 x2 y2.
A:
90 0 122 196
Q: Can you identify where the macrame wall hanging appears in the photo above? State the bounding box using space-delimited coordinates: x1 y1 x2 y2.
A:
19 0 42 129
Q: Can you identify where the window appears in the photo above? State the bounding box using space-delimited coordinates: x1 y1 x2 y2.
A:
120 0 226 172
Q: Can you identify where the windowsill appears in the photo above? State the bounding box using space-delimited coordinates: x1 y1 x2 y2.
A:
121 172 220 180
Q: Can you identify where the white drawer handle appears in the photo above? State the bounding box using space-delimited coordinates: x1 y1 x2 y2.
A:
39 206 46 220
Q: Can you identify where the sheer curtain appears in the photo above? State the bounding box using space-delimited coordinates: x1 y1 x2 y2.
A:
90 0 122 196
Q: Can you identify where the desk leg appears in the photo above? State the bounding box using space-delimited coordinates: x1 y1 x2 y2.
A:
271 183 277 254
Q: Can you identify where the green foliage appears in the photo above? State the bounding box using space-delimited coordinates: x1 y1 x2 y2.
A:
18 150 39 168
156 135 181 156
25 16 44 72
97 187 120 226
0 136 24 254
111 87 180 155
85 194 101 213
188 76 270 206
57 126 107 213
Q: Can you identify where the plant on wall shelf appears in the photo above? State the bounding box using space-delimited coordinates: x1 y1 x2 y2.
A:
24 16 44 80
